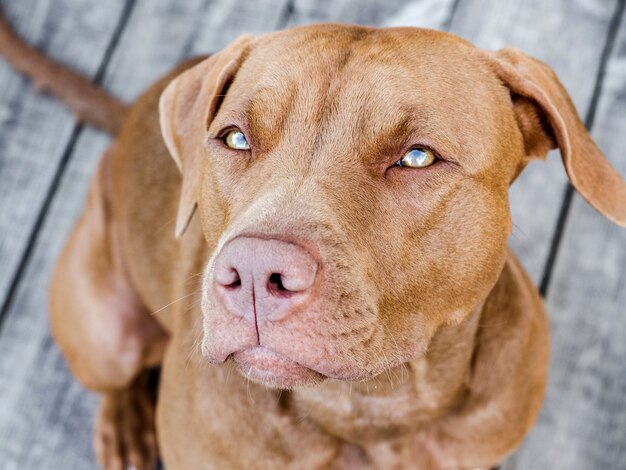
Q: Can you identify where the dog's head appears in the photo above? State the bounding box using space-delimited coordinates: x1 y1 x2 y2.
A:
160 25 626 389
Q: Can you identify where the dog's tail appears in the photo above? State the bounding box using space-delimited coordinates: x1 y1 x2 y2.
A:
0 8 128 135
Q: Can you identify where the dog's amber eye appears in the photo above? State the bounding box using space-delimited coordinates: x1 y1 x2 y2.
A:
224 129 250 150
396 148 437 168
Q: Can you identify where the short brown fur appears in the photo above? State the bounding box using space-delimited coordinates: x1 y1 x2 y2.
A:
2 15 625 470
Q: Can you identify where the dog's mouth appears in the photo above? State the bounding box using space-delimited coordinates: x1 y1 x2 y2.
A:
232 347 325 389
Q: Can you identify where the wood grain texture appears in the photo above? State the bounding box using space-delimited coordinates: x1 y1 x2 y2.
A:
503 7 626 469
102 0 292 103
449 0 619 284
0 0 127 321
0 127 106 470
287 0 456 29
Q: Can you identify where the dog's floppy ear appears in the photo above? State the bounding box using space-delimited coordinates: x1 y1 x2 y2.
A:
486 48 626 226
159 35 252 237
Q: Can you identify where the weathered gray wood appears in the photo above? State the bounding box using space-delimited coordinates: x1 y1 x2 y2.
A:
287 0 456 29
0 0 128 320
502 9 626 469
102 0 292 103
0 0 292 467
0 0 126 465
449 0 619 284
0 126 106 470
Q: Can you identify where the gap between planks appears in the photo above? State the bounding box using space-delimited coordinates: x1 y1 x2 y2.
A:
539 0 626 297
0 0 138 332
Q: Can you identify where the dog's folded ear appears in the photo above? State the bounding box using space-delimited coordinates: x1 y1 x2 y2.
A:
486 48 626 226
159 35 252 237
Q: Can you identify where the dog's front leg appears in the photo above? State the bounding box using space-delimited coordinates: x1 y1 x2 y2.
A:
93 371 159 470
50 146 167 469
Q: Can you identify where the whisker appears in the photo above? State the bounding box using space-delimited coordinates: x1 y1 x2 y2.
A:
182 270 204 284
380 348 395 390
246 376 257 408
381 322 406 383
151 292 196 316
185 333 203 367
154 216 178 236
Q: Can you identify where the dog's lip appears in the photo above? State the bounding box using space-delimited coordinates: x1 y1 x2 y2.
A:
232 346 325 388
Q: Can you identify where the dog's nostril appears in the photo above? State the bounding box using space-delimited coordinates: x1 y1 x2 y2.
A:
268 272 288 294
223 269 241 290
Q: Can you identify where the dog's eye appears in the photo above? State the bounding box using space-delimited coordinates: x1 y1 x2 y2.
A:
396 147 437 168
223 129 250 150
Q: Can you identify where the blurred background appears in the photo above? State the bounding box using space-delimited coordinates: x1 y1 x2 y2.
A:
0 0 625 468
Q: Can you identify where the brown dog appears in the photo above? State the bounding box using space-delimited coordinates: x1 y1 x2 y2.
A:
3 14 626 470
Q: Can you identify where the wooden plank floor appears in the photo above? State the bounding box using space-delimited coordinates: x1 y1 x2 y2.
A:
0 0 624 468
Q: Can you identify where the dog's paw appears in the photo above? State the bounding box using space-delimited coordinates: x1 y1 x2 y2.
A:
93 374 158 470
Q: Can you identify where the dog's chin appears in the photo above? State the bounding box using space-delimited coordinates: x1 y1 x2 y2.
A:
232 347 325 389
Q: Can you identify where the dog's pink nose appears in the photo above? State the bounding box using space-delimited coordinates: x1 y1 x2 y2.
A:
213 237 318 323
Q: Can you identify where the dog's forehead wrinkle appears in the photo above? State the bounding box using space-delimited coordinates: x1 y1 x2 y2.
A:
249 76 474 173
233 34 506 176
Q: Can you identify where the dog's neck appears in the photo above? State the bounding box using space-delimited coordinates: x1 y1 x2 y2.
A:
291 304 482 445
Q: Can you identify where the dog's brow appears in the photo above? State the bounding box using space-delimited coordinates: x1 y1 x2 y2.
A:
356 108 456 162
242 83 298 151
